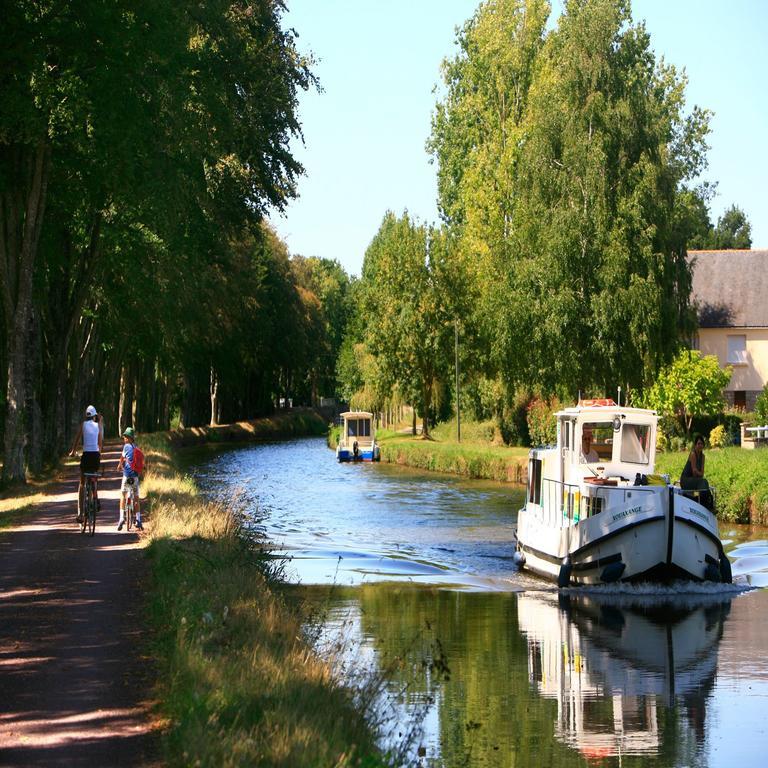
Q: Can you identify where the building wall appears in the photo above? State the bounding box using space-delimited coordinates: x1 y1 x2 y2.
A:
697 327 768 408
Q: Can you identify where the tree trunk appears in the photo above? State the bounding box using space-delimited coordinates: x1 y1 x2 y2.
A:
0 142 50 483
26 307 43 473
422 382 431 438
210 367 219 426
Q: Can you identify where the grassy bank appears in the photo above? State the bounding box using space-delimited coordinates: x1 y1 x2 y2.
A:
139 427 388 766
330 418 528 483
656 446 768 525
166 408 327 447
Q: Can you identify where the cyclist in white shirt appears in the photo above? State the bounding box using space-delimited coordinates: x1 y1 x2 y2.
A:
69 405 104 522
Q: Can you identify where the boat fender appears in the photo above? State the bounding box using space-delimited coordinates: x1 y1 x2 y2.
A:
353 440 359 459
720 554 733 584
513 550 526 568
557 560 572 588
704 562 721 582
600 561 626 583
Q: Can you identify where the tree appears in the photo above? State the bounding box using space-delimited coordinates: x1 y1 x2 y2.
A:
676 185 715 250
429 0 708 400
0 2 316 479
639 350 732 435
290 256 354 403
361 213 470 437
754 384 768 425
713 204 752 249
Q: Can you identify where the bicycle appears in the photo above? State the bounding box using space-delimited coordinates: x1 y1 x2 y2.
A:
124 477 137 531
82 472 99 537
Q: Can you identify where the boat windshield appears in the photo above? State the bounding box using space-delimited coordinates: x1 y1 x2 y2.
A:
620 423 651 464
346 418 371 438
581 422 613 463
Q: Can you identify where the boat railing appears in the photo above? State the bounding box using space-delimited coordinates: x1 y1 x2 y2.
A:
540 478 581 527
541 477 666 526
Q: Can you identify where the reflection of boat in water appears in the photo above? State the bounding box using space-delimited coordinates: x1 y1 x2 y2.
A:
515 400 731 585
517 590 731 760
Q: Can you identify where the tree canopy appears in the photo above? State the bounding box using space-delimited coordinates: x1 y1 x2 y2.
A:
342 0 733 437
0 1 341 481
638 350 732 434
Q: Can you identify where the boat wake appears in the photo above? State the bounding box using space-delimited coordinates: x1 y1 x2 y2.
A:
560 579 751 606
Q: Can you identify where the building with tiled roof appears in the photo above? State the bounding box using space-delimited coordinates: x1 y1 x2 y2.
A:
689 249 768 410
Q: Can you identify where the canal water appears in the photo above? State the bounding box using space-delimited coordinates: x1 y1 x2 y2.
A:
188 437 768 767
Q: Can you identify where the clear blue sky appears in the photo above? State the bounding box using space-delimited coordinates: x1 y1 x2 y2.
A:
270 0 768 276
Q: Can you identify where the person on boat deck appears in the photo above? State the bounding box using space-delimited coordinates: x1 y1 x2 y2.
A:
680 434 713 509
581 428 599 463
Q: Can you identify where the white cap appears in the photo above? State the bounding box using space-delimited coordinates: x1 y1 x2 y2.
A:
85 405 97 417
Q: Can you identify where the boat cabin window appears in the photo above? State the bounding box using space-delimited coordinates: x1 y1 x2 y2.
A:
620 423 651 464
581 422 613 463
346 419 371 438
561 421 572 449
528 458 542 505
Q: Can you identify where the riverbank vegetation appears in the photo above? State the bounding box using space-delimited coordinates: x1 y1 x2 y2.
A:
656 447 768 525
141 433 388 767
378 424 527 483
0 2 354 485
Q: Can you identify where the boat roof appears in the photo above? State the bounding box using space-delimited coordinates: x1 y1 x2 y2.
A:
555 399 656 419
340 411 373 419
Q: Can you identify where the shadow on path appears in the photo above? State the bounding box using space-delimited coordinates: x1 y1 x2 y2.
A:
0 443 159 766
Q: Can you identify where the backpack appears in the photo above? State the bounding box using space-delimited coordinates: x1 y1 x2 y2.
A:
131 445 145 475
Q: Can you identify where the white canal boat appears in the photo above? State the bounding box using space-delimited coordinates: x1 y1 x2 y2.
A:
515 399 731 586
336 411 381 462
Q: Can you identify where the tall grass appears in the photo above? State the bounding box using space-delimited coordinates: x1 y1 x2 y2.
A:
142 437 389 767
656 446 768 524
377 428 528 483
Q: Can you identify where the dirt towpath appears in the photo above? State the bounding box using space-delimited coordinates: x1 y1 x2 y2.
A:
0 444 159 767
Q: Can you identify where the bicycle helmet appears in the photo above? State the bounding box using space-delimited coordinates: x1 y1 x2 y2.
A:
85 405 97 417
123 427 135 439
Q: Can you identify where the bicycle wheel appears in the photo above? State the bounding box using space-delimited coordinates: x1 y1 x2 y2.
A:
126 495 134 531
88 485 96 537
81 482 89 534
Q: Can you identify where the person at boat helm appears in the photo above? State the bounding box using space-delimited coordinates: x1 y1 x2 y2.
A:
581 427 599 463
680 433 713 509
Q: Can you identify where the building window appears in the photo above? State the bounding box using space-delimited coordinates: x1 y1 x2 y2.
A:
734 391 747 410
727 335 747 364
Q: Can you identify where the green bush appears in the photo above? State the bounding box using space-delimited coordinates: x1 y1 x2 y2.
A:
497 387 532 446
526 396 561 447
755 384 768 424
709 424 728 448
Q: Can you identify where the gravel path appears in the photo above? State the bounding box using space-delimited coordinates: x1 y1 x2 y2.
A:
0 444 160 767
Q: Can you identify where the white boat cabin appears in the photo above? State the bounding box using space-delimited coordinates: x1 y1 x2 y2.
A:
527 399 659 523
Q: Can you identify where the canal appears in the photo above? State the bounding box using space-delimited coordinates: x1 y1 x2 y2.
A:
188 436 768 767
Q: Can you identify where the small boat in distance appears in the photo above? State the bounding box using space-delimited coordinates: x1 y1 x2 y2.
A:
336 411 381 462
515 399 731 586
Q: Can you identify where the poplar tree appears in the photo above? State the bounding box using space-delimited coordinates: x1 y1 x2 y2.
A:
361 213 470 436
429 0 709 401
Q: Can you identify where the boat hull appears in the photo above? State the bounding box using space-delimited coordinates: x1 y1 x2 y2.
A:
336 447 380 462
516 489 727 586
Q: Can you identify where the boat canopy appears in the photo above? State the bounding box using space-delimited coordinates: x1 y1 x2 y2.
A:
340 411 374 440
554 403 658 475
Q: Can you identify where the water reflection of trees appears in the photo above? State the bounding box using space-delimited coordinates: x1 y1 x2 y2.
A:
346 585 731 767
